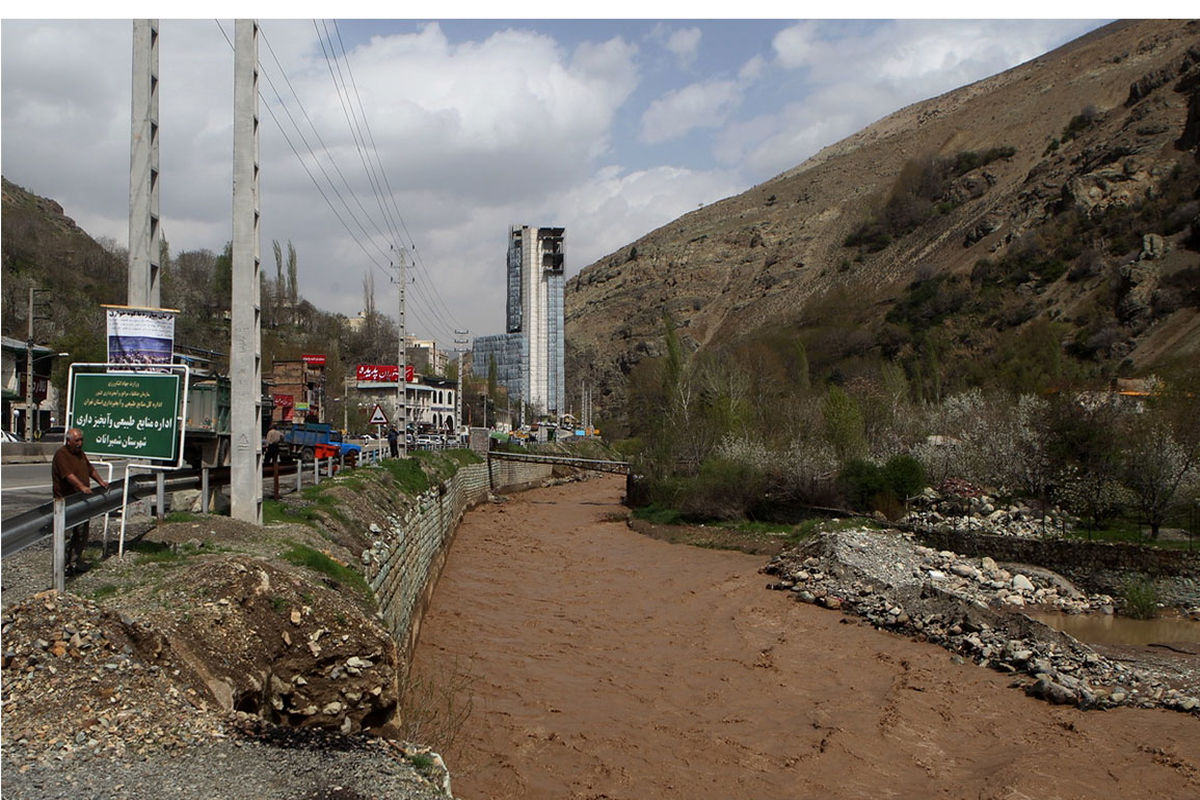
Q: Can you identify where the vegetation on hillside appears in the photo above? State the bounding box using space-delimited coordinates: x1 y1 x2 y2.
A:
622 309 1200 543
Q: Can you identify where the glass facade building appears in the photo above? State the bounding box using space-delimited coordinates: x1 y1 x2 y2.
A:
474 225 565 418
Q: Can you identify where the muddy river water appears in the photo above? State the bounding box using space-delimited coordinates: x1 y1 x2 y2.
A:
409 475 1199 799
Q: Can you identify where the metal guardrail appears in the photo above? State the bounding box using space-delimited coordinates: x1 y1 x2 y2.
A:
0 450 366 558
487 450 630 474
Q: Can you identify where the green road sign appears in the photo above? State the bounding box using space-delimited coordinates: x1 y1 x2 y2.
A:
71 372 181 461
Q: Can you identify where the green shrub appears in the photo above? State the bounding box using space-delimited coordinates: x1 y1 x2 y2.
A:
838 459 886 509
1121 577 1159 619
882 454 926 500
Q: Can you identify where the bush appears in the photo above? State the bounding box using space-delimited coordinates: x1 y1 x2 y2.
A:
838 455 927 512
838 458 886 509
1122 577 1160 619
882 454 926 500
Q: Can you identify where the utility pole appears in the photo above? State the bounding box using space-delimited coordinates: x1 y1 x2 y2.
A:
230 19 262 524
453 331 469 439
128 19 161 308
394 248 407 457
24 288 35 441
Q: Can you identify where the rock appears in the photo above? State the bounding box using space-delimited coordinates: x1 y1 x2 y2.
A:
1011 574 1035 593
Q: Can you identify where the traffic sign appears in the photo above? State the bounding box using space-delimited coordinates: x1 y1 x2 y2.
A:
368 404 389 425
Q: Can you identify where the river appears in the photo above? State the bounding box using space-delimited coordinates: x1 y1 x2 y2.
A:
408 475 1199 799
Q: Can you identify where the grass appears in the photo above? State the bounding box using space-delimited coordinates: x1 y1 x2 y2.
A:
165 511 204 523
1066 518 1196 551
381 457 432 495
632 504 684 525
91 583 119 600
263 499 319 526
281 542 370 596
127 540 204 564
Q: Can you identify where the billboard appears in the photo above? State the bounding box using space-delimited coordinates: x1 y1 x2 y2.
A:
71 372 181 461
356 364 415 383
302 354 326 366
105 306 176 366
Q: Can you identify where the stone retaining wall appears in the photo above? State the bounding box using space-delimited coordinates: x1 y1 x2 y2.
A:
360 459 554 669
913 527 1200 596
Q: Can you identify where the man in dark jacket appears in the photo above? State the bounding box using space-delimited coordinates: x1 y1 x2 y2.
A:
386 426 400 458
51 427 108 574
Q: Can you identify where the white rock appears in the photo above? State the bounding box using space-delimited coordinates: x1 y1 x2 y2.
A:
1012 574 1035 592
927 570 947 582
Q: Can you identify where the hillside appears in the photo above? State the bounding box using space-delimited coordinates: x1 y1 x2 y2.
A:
565 19 1200 432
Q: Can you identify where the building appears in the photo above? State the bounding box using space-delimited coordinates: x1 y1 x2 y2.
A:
407 338 448 377
474 225 565 418
270 358 326 423
351 368 458 432
2 336 64 437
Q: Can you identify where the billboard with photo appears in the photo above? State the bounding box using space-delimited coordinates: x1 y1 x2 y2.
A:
105 306 176 366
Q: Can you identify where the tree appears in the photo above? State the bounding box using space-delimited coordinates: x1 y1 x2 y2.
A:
1120 410 1199 539
287 241 299 321
822 385 867 465
1043 396 1126 533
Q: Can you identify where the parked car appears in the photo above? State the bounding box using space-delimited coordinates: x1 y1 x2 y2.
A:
39 425 67 442
0 429 25 443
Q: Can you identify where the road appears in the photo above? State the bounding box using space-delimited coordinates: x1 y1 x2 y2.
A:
1 460 129 518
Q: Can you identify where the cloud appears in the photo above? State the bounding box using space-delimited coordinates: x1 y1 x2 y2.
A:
2 20 644 341
732 19 1103 179
665 27 702 67
640 79 741 144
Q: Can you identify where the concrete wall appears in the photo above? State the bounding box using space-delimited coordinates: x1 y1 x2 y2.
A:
360 459 554 668
1 442 59 464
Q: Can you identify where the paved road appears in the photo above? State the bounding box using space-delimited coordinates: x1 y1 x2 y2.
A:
1 460 129 517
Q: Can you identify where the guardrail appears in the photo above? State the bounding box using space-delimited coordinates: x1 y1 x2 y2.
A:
1 446 389 558
487 450 630 474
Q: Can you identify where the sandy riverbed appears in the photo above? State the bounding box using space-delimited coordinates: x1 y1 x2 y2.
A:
409 475 1199 800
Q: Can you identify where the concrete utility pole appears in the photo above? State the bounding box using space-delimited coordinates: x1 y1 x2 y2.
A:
128 19 161 308
230 20 262 524
395 250 407 457
24 288 35 440
454 330 469 439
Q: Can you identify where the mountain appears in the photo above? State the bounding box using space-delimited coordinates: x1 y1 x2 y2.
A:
565 19 1200 434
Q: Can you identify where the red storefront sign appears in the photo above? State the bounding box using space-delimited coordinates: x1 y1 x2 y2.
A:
301 354 326 366
356 364 415 383
273 393 294 420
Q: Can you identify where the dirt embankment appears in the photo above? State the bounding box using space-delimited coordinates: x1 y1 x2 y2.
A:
410 475 1200 800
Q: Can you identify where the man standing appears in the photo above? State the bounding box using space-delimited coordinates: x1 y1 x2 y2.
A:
51 427 108 575
265 423 284 465
386 426 399 458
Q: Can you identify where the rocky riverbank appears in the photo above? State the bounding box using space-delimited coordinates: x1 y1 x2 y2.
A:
764 525 1200 713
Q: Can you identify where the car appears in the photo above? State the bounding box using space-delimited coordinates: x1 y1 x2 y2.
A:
0 429 25 443
39 425 67 442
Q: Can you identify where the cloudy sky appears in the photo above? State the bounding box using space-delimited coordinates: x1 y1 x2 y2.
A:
2 12 1111 348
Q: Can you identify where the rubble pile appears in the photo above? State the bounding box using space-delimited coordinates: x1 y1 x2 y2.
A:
763 526 1200 714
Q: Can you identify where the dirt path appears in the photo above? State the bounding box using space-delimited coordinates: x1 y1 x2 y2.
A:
409 476 1199 800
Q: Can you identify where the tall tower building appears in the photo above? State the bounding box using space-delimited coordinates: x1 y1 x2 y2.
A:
475 225 565 419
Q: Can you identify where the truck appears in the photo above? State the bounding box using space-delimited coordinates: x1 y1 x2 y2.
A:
279 422 362 464
181 376 232 468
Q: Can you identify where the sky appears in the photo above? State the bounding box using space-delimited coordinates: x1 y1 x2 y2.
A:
1 10 1122 351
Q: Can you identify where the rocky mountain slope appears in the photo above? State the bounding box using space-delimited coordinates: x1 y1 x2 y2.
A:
565 19 1200 430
